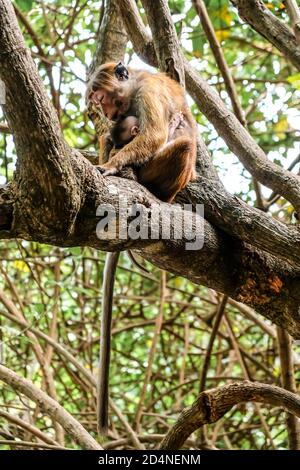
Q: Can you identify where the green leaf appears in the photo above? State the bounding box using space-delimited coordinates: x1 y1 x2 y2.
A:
68 247 82 256
287 73 300 90
15 0 34 12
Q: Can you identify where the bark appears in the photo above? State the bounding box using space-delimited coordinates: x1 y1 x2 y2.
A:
89 0 127 74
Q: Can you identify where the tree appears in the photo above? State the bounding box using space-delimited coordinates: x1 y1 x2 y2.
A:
0 0 299 451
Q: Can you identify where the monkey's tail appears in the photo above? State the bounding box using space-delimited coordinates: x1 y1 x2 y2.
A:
128 250 149 274
97 251 120 435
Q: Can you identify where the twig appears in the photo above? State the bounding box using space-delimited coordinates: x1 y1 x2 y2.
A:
134 271 166 431
199 295 227 392
277 326 300 449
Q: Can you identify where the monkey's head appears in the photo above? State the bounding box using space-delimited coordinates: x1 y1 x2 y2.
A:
110 115 139 149
87 62 130 121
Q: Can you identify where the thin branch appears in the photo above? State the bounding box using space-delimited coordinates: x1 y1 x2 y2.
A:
0 410 60 447
277 326 300 449
134 271 166 431
231 0 300 71
0 364 102 450
199 295 227 392
0 440 67 450
284 0 300 46
192 0 245 125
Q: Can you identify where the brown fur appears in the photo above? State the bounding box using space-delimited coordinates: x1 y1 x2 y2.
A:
87 62 197 202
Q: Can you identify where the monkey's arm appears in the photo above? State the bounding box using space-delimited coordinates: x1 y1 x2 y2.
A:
98 130 167 175
98 133 114 165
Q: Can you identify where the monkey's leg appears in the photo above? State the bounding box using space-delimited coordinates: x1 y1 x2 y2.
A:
138 136 195 203
97 251 120 434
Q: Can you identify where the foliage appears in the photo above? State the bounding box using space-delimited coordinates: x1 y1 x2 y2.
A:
0 0 299 450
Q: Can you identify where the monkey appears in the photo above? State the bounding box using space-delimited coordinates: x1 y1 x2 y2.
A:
86 62 197 434
87 61 197 203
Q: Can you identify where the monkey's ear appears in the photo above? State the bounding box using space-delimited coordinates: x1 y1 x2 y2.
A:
130 125 139 136
114 62 129 81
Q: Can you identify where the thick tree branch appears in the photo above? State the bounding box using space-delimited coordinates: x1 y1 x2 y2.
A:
231 0 300 70
158 381 300 449
90 0 127 74
187 176 300 269
0 0 81 236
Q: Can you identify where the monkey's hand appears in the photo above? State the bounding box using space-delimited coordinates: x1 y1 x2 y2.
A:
96 161 119 176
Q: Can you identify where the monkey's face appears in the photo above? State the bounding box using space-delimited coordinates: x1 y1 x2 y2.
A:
89 89 120 121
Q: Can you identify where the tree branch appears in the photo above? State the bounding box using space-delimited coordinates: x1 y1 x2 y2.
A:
158 381 300 449
231 0 300 70
285 0 300 46
0 0 81 235
0 364 102 450
90 0 127 74
277 326 300 449
192 0 246 126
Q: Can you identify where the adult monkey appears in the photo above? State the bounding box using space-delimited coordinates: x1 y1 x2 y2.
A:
88 62 197 202
87 62 197 433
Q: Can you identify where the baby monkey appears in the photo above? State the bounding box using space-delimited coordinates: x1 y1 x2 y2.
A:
110 115 140 149
110 111 185 157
